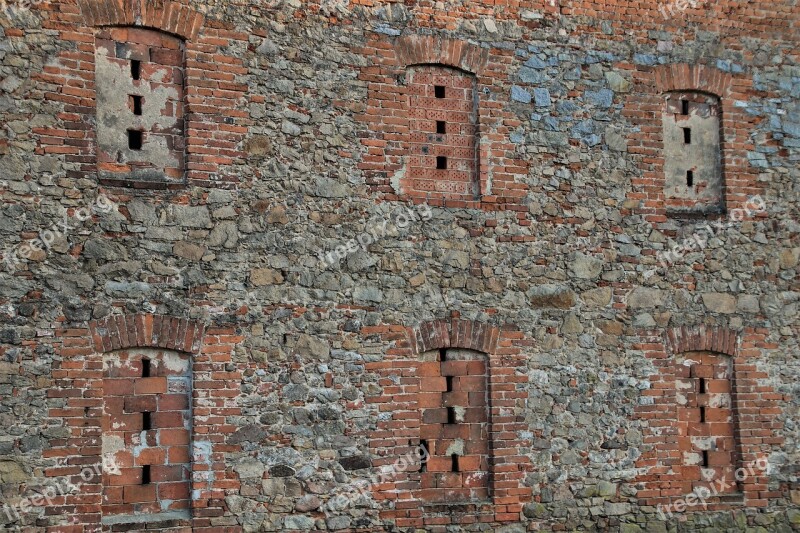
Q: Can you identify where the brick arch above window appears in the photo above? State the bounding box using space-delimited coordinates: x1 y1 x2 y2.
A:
89 313 206 354
408 319 500 355
394 35 489 75
652 63 736 99
76 0 205 39
665 325 739 357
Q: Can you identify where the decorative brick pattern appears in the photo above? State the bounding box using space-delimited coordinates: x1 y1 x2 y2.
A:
368 318 531 527
635 326 785 509
404 66 478 199
359 34 529 211
102 349 192 521
95 28 186 184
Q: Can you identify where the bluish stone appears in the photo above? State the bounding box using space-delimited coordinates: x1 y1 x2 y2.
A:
571 120 595 139
557 101 578 114
510 132 524 144
633 54 657 66
543 117 559 131
784 122 800 137
586 89 614 108
511 85 532 103
531 113 542 121
524 56 547 69
373 23 401 36
583 134 601 147
534 88 551 107
519 67 545 84
564 66 582 80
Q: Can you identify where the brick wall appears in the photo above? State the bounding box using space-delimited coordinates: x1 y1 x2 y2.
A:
624 64 765 223
34 0 248 190
404 66 478 199
675 351 737 495
635 326 785 509
368 319 531 528
102 349 192 522
419 348 489 502
359 34 530 212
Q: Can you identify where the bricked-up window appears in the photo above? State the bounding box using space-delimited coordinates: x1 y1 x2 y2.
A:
102 349 191 524
95 28 185 185
663 92 724 214
404 66 479 199
419 349 489 501
676 352 738 494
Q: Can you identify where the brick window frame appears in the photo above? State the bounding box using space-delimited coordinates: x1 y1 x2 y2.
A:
368 318 532 528
34 0 248 190
359 34 529 212
624 64 765 221
634 326 785 512
46 314 244 530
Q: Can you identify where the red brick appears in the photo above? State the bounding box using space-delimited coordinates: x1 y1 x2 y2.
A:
123 484 156 503
158 481 190 500
134 377 167 394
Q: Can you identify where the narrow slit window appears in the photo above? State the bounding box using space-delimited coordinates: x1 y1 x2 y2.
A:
701 450 709 467
699 378 706 393
447 406 456 424
434 85 446 99
141 358 151 378
128 130 143 150
438 349 447 362
683 127 691 144
131 95 143 116
436 156 448 170
700 406 706 423
130 60 141 81
446 376 454 392
436 120 447 134
681 99 689 115
419 440 429 472
686 170 694 187
141 465 151 485
142 411 152 431
451 454 459 472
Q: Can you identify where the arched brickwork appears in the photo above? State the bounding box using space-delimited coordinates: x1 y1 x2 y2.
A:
652 64 735 99
394 35 490 75
359 32 528 209
34 0 248 189
634 326 784 512
408 318 500 355
623 63 763 221
89 313 206 354
367 318 530 527
76 0 205 39
665 325 739 357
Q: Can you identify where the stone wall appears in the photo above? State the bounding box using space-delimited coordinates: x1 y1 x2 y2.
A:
0 0 798 531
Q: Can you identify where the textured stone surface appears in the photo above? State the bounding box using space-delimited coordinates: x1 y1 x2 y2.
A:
0 0 797 532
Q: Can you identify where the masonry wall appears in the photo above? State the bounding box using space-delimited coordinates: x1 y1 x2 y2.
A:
0 1 799 532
